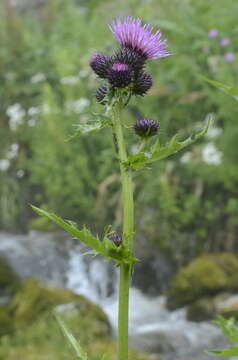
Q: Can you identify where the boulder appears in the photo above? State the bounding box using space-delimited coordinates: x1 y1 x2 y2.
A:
10 278 110 335
0 256 21 297
166 253 238 309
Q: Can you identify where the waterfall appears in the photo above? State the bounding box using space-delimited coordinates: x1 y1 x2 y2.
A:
0 231 230 360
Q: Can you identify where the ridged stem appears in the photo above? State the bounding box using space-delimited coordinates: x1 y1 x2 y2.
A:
112 101 134 360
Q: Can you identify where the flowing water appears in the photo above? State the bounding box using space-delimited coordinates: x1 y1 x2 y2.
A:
0 231 229 360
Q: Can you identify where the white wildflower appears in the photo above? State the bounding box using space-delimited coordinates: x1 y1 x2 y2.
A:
28 106 41 116
202 143 222 165
7 144 19 159
0 159 10 172
66 98 90 114
16 169 25 178
6 104 25 131
205 126 222 139
31 73 46 84
180 152 192 164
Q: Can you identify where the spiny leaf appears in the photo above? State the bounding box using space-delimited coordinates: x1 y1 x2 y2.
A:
148 114 212 163
213 316 238 344
31 206 137 265
203 77 238 101
66 115 110 142
31 205 104 253
207 347 238 356
207 317 238 357
124 115 213 170
54 312 87 360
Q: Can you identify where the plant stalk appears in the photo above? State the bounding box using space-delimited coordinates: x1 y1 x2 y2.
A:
112 100 134 360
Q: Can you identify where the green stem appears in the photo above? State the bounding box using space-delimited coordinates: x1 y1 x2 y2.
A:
138 138 148 153
112 100 134 360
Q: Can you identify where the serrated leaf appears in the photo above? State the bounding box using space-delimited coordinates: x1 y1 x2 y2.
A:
54 312 87 360
31 205 137 265
148 115 212 163
214 316 238 344
124 115 213 170
203 77 238 101
66 116 110 142
207 347 238 356
31 205 104 253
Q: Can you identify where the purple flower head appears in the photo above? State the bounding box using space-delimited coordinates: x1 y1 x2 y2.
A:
95 84 108 104
220 38 230 47
114 46 146 72
224 52 235 63
208 29 219 39
112 63 128 71
134 118 159 138
107 231 122 246
89 53 112 78
108 62 132 88
133 72 153 96
109 17 171 60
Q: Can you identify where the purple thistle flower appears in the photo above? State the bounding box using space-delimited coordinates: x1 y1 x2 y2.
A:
109 17 171 60
224 52 235 63
208 29 219 39
89 53 112 78
95 84 108 104
220 38 230 47
134 119 159 138
108 62 132 88
133 72 153 96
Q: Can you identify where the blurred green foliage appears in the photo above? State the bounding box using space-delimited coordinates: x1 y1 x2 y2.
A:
0 0 238 265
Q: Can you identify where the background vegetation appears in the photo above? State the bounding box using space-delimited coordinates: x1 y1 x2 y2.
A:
0 0 238 268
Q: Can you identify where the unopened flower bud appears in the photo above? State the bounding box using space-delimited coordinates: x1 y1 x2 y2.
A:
89 53 112 78
133 72 153 96
114 46 146 72
108 63 132 88
107 231 122 246
95 84 108 104
134 119 159 138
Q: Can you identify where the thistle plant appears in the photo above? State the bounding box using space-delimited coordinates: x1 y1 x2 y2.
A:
32 16 212 360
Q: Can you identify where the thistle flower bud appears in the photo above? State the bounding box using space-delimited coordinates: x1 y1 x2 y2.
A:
133 72 153 96
95 84 108 104
89 53 112 78
107 231 122 246
108 63 132 88
134 119 159 138
114 46 146 72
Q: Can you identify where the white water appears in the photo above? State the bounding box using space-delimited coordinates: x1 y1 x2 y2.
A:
0 231 229 360
66 246 227 360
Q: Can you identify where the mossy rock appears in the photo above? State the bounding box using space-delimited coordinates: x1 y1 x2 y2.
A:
166 253 238 309
187 297 216 322
11 278 110 338
0 306 13 336
89 342 161 360
0 257 21 296
214 294 238 319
